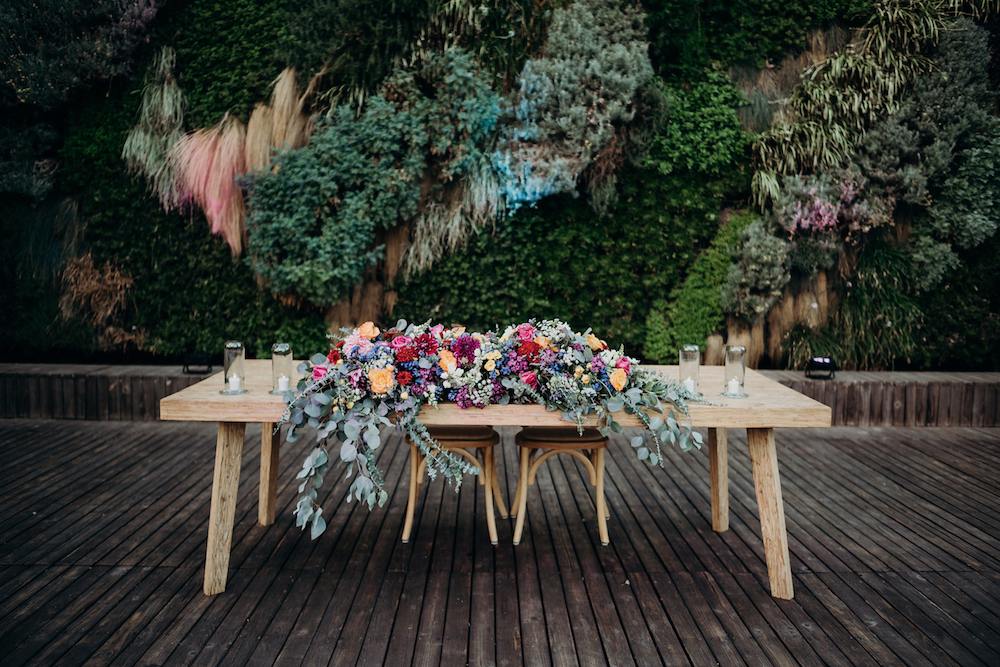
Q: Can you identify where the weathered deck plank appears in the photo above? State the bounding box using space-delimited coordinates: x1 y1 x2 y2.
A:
0 419 999 665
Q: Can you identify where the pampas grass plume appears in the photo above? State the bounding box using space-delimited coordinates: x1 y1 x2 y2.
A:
171 114 247 255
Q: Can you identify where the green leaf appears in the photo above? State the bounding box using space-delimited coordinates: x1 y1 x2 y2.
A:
310 514 327 540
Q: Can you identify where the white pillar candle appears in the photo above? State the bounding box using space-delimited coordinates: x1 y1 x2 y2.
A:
277 375 290 391
228 375 242 391
683 378 696 394
728 378 740 395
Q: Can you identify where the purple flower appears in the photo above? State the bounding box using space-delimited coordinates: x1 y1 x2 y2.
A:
451 335 480 365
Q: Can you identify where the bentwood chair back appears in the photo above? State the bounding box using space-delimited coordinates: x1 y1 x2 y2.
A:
403 425 508 545
512 426 610 546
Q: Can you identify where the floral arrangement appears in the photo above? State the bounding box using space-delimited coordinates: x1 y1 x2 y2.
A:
282 318 703 538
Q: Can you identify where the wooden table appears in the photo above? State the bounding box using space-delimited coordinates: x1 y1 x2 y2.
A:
160 361 830 598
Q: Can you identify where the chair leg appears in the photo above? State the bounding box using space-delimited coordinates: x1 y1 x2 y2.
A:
402 443 420 543
484 446 498 545
595 448 609 546
491 448 509 519
513 447 530 545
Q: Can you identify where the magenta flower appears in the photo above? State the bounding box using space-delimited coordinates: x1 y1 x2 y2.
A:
521 371 537 389
451 335 480 365
616 357 631 373
390 335 412 350
312 365 328 380
517 324 536 342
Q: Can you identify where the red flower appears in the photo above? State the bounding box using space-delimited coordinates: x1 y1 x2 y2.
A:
326 349 341 364
415 333 438 355
396 346 418 363
397 371 413 387
335 340 345 349
518 340 541 361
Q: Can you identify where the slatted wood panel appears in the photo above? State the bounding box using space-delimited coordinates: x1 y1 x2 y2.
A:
0 365 209 421
1 419 999 665
761 371 1000 427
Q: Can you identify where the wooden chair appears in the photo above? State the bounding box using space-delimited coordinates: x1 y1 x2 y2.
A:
512 426 610 546
402 425 509 545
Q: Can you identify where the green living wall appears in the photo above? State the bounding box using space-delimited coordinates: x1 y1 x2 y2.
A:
2 0 998 369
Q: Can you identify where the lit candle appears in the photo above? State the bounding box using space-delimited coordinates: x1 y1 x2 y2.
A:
228 375 241 392
683 378 695 394
277 375 290 391
728 378 740 395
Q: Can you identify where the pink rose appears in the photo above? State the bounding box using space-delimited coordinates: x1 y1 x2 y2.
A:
430 324 445 337
517 324 536 342
390 335 412 350
616 357 631 373
521 371 537 389
343 332 373 357
312 365 328 380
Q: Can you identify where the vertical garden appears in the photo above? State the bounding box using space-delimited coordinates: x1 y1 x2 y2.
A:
2 0 999 370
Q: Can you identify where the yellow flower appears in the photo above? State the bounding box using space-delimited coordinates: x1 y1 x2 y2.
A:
610 368 627 392
368 367 395 394
581 374 590 384
439 349 457 372
586 333 604 351
485 359 496 372
358 321 380 339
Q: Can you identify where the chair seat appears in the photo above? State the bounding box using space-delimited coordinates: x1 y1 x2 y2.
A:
426 425 498 442
516 426 606 449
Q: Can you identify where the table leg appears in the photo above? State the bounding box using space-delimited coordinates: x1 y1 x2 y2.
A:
259 422 280 526
746 427 794 599
708 427 729 532
205 421 246 596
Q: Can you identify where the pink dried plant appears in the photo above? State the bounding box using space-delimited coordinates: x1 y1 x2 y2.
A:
171 114 247 254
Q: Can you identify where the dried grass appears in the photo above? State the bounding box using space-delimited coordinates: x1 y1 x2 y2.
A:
122 47 186 209
60 252 145 351
245 103 274 172
171 114 247 254
730 26 850 133
245 67 321 172
403 155 506 278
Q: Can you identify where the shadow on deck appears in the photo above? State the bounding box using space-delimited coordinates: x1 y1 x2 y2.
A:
0 419 998 666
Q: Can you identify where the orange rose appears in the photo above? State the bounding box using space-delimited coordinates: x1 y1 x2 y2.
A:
586 333 605 351
368 367 395 394
534 335 551 349
358 321 380 339
438 349 457 372
609 368 628 392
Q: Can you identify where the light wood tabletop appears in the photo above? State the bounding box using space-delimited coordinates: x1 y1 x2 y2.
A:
161 360 831 599
160 362 831 428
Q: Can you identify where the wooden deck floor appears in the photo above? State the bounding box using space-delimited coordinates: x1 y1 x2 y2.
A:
0 419 999 666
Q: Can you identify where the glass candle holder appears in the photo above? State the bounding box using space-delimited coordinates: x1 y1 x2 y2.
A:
270 342 293 394
722 345 748 398
221 340 248 395
678 344 700 396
